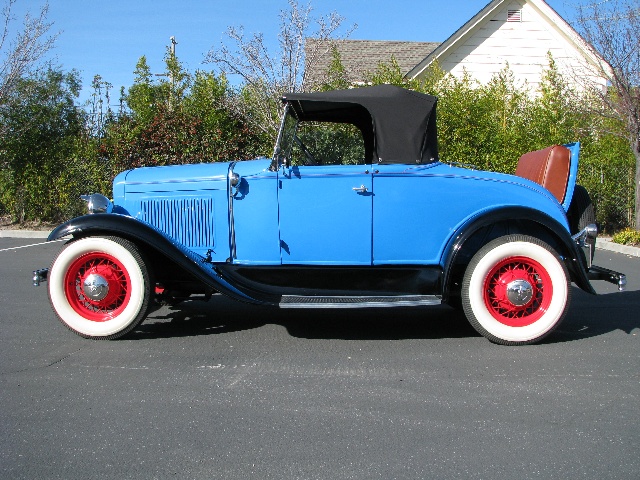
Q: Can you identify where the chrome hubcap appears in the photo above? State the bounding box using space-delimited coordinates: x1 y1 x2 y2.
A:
83 274 110 301
506 279 533 306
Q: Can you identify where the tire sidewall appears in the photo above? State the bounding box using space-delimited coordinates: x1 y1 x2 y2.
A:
463 237 569 344
48 237 147 338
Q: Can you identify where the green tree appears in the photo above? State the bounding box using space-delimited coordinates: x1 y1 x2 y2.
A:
528 54 584 147
365 56 423 91
126 56 158 126
317 46 350 91
102 50 266 173
0 67 92 221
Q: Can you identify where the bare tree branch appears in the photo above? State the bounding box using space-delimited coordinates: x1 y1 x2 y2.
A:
574 0 640 228
0 0 58 108
204 0 354 139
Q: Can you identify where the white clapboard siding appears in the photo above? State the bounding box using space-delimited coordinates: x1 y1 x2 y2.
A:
412 0 608 93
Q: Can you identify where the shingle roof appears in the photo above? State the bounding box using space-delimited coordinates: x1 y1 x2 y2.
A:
305 39 440 87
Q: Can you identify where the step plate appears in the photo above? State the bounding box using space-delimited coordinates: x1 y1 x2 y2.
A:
279 295 442 309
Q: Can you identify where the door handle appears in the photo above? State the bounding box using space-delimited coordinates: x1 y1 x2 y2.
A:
352 185 368 193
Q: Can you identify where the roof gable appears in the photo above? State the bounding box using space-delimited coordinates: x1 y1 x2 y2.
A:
406 0 606 82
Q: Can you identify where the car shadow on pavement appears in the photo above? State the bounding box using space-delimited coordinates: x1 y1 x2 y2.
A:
128 297 268 340
276 305 478 340
128 295 479 341
550 287 640 343
127 287 639 343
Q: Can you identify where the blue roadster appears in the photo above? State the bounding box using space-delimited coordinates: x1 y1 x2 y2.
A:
33 85 626 345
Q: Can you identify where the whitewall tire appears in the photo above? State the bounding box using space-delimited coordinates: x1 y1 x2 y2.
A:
461 235 570 345
48 236 152 339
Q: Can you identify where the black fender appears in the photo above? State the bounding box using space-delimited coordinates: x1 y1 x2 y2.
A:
48 214 275 305
441 206 595 301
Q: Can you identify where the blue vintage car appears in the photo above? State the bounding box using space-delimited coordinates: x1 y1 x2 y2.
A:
33 85 626 345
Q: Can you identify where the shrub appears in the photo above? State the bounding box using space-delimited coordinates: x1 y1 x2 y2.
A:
612 228 640 246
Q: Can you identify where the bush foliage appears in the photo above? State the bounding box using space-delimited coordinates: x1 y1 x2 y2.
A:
612 227 640 246
0 48 636 233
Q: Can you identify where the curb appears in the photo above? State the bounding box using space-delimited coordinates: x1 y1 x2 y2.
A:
0 230 50 239
596 238 640 258
2 230 639 256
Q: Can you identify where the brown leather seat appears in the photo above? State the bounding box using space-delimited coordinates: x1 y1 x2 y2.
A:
515 145 571 203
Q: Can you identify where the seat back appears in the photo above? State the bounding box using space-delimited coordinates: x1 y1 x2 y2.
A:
515 145 571 203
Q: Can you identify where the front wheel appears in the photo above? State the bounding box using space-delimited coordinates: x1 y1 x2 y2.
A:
48 236 153 339
461 235 570 345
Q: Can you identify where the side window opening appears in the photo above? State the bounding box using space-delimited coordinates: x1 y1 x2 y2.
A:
291 122 366 166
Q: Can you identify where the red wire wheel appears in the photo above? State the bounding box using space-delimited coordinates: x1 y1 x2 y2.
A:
63 252 132 322
49 236 152 339
483 256 552 327
461 235 571 345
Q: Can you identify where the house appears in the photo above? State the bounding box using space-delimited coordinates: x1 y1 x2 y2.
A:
306 0 608 92
407 0 608 91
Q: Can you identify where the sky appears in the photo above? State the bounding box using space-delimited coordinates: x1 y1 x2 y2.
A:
8 0 578 105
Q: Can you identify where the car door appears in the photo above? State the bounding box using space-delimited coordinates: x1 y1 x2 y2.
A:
278 163 373 265
372 163 440 265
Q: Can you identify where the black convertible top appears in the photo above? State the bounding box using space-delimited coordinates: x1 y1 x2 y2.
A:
282 84 438 164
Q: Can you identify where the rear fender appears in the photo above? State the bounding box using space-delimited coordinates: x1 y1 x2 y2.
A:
47 214 272 305
441 206 595 301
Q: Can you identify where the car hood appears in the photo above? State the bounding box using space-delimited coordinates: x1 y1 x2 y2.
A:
113 158 273 194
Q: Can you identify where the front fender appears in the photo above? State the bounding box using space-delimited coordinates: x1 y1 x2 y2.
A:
441 206 595 300
48 214 273 305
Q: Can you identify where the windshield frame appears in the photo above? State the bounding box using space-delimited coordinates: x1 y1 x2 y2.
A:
272 104 298 169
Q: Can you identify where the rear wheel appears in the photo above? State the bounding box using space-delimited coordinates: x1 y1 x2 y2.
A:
48 236 152 339
461 235 570 345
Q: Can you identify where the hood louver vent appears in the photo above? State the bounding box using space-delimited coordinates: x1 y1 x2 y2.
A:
140 197 215 248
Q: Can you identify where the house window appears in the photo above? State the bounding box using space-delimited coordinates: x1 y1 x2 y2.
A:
507 9 522 22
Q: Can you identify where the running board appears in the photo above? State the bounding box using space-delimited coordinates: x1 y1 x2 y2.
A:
279 295 442 309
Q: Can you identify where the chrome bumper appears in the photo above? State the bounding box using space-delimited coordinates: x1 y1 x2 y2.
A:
588 265 627 291
33 268 48 286
573 224 627 291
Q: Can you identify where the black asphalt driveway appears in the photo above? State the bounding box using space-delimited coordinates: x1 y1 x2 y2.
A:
1 238 638 479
